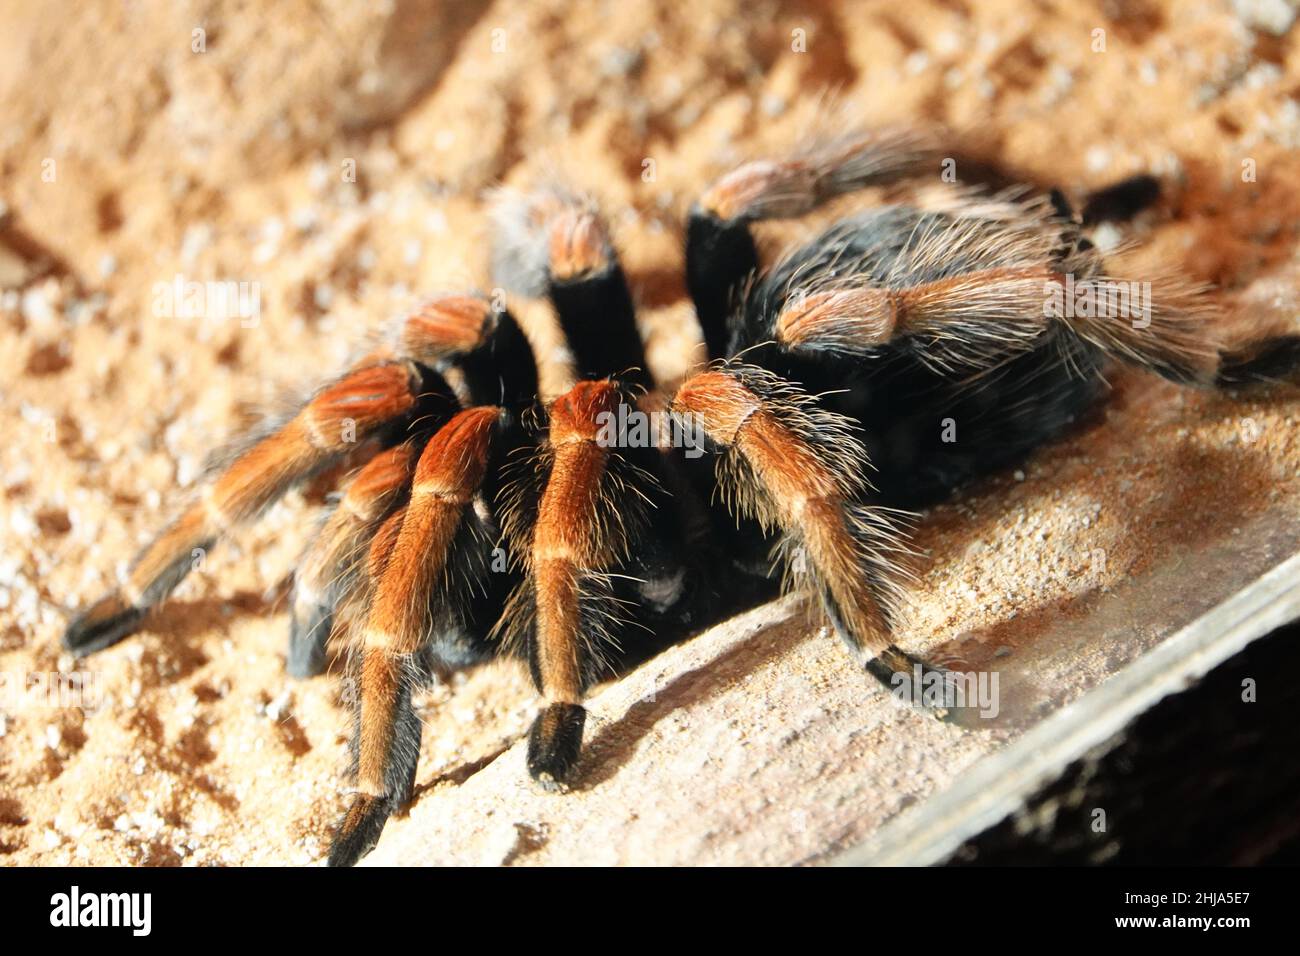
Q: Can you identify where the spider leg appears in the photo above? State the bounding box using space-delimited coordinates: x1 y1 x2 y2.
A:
287 443 417 678
525 382 622 784
64 361 438 658
329 406 504 867
1215 336 1300 391
324 501 410 862
1078 173 1162 226
289 292 537 678
491 185 650 388
498 380 660 788
765 218 1300 392
687 126 937 359
670 364 947 701
493 189 735 783
395 292 539 408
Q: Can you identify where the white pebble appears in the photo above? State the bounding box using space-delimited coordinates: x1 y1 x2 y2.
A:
1085 146 1111 174
266 688 292 722
20 286 55 326
1233 0 1296 36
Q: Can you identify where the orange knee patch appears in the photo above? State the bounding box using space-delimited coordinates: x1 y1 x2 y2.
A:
411 405 499 498
775 287 899 349
304 363 418 450
400 295 493 364
547 380 621 446
340 445 417 521
671 371 761 446
547 207 613 281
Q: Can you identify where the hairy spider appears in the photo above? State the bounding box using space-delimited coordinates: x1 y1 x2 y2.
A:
62 123 1300 866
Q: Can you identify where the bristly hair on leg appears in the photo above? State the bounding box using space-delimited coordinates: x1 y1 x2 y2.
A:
698 112 940 223
764 201 1067 373
63 361 432 659
756 197 1224 387
494 385 658 687
493 381 661 788
1049 269 1220 387
288 442 419 677
670 363 955 717
488 182 617 299
702 362 918 621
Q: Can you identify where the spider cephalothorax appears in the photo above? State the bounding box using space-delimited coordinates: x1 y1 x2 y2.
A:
62 122 1300 865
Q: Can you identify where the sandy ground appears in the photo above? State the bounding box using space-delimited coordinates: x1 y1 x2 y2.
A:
1 0 1299 866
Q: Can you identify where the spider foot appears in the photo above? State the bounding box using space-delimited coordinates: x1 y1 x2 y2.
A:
328 792 396 867
63 594 146 658
526 702 586 792
286 603 332 679
865 645 959 722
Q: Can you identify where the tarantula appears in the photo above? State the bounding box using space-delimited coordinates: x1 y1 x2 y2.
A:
62 123 1300 866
